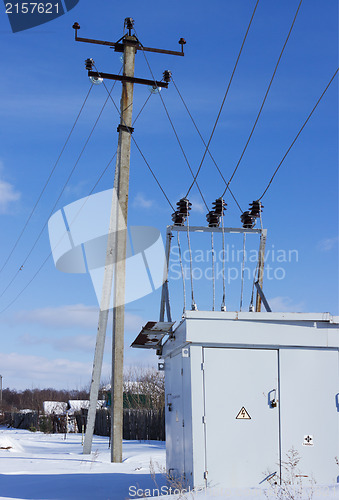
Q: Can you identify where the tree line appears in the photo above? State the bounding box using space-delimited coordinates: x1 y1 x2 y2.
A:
0 367 164 413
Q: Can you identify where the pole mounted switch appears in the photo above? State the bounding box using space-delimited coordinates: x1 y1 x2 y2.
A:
85 58 94 71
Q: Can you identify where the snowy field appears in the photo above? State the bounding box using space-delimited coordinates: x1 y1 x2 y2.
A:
0 427 338 500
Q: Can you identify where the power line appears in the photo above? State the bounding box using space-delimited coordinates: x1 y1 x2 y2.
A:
132 92 152 124
258 68 339 200
0 80 119 301
0 89 156 313
0 84 94 276
185 0 260 198
134 31 209 212
95 65 175 211
221 0 303 197
0 154 117 315
171 76 243 213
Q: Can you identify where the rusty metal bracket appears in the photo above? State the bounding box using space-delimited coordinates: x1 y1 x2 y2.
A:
88 71 168 88
117 124 134 134
138 45 184 57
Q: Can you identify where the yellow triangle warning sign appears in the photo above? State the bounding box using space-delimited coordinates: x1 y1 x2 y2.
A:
236 407 251 419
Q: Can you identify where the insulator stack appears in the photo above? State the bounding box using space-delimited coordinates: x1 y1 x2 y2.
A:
206 198 227 228
125 17 134 30
171 211 186 226
249 200 264 218
212 198 227 216
171 198 191 226
85 58 94 70
163 70 172 83
241 211 255 229
206 211 220 227
176 198 191 216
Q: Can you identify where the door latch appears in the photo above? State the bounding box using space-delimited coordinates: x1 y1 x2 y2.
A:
269 389 278 408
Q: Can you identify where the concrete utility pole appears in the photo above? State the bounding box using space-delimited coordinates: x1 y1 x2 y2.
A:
110 33 136 463
82 165 120 455
73 18 185 462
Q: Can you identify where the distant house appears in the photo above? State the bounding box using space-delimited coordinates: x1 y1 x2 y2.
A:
43 401 68 416
67 400 106 415
102 383 150 409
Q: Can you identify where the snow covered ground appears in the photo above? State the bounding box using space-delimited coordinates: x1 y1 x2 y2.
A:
0 427 338 500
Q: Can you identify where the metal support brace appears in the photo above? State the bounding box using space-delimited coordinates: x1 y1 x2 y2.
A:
164 281 172 322
254 281 272 312
160 228 172 322
255 229 267 312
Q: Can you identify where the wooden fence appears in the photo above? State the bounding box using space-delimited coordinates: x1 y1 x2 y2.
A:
5 408 165 441
76 408 165 441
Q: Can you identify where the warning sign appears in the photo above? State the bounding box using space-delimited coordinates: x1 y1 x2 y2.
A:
236 407 251 420
303 435 314 446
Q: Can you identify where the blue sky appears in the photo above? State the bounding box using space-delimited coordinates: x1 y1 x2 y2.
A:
0 0 337 390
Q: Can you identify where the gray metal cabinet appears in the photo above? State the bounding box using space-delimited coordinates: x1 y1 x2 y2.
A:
162 312 339 490
203 348 280 488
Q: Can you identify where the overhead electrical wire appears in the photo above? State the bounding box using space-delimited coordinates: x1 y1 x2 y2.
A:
0 153 117 315
94 64 175 212
186 216 197 310
171 76 243 213
239 234 246 311
185 0 260 198
132 93 152 124
133 30 209 212
221 0 303 198
0 90 155 313
220 213 226 311
0 84 94 276
211 233 216 311
258 67 339 200
0 79 120 301
177 231 186 314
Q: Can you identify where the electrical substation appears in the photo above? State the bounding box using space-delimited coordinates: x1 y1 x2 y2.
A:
132 201 339 489
71 11 338 492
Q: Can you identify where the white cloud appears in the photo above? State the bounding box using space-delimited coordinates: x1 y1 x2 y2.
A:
132 193 154 209
12 304 144 332
0 179 21 214
190 196 205 214
317 237 339 252
2 352 87 376
20 333 96 353
0 351 113 390
15 304 99 329
268 296 305 312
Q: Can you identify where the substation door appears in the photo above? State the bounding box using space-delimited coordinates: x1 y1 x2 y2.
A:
203 348 280 488
279 348 339 483
165 352 185 478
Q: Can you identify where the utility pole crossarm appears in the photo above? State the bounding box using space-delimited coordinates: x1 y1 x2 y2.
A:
87 71 168 88
72 23 186 56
